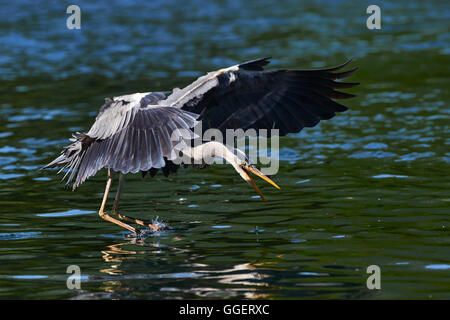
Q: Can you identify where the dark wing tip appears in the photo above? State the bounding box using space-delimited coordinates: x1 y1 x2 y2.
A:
331 81 360 89
333 66 359 79
319 58 354 72
239 57 272 71
331 91 357 99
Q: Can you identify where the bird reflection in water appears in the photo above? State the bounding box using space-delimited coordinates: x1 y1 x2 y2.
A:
98 237 274 299
101 238 170 271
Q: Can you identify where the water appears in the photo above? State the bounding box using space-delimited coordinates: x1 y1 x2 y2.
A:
0 0 449 299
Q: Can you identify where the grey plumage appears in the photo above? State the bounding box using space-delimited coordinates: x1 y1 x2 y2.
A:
43 57 358 189
43 92 199 189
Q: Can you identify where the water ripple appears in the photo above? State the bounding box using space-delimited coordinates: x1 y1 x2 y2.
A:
36 209 96 218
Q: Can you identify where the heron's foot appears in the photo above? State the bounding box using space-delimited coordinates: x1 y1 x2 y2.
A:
113 211 168 232
134 222 168 238
132 217 168 236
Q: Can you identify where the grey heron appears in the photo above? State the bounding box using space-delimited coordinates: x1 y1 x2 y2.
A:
43 57 358 234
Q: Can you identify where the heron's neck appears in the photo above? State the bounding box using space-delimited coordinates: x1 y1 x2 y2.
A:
181 141 237 165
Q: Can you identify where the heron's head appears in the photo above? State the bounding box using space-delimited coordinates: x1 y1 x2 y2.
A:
228 148 280 202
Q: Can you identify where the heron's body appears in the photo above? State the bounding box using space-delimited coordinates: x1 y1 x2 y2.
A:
43 57 358 234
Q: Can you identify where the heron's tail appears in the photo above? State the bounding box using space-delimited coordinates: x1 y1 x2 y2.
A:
41 133 92 190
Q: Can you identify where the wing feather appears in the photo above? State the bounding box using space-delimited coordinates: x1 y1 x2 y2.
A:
44 91 199 189
160 58 358 137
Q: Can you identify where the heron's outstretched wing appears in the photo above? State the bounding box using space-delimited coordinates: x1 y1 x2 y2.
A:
87 91 169 140
43 92 198 189
159 58 358 136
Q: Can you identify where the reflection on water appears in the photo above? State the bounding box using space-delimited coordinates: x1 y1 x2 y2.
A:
0 0 449 299
98 240 271 299
93 239 271 298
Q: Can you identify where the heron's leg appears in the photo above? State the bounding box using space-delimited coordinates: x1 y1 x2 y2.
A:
111 172 164 232
111 172 126 215
98 169 138 234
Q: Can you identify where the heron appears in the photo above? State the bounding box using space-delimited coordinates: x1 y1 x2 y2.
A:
42 57 358 234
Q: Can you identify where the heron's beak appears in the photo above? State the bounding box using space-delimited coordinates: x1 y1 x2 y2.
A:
241 165 280 202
